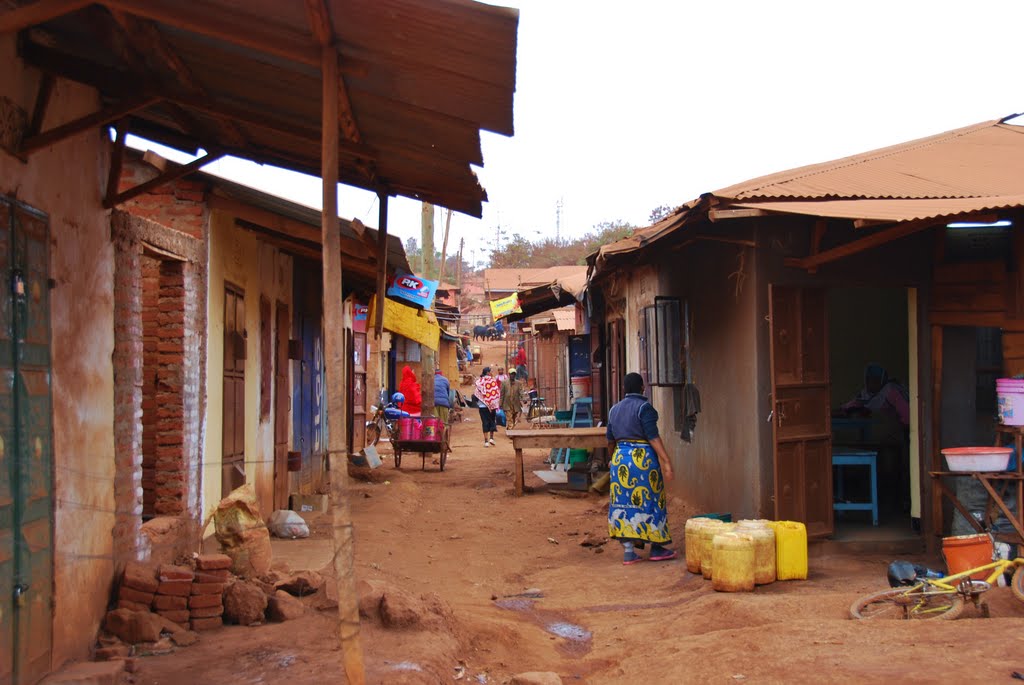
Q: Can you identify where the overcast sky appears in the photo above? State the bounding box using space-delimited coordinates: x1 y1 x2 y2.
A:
131 0 1024 271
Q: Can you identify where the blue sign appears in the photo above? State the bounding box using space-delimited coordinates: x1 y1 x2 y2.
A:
386 270 438 309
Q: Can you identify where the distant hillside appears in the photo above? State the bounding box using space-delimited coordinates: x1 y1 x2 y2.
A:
489 220 635 268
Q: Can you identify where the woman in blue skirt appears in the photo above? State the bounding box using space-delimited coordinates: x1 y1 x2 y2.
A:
606 372 676 564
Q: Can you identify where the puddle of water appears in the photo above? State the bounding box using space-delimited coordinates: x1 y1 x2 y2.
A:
547 621 591 641
389 661 423 672
494 598 536 611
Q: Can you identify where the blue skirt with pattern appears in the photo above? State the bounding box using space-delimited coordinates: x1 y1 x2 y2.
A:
607 440 671 544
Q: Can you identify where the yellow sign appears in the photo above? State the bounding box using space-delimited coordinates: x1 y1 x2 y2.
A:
489 292 522 320
369 296 440 350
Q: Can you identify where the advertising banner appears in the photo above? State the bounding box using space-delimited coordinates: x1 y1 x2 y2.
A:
387 270 438 309
489 292 522 320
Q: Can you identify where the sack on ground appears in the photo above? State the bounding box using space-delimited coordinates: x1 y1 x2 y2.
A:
268 509 310 539
213 483 273 577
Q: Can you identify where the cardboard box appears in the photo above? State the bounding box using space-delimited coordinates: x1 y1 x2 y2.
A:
289 493 328 513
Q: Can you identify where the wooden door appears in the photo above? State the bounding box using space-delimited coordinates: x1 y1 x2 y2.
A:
273 302 290 510
222 285 246 497
770 285 833 537
606 319 625 407
1 200 54 684
351 331 367 451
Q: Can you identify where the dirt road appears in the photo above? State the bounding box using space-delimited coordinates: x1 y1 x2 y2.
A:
136 338 1024 684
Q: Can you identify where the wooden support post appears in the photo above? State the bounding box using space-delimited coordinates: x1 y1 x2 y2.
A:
104 150 223 208
105 119 127 207
929 325 943 555
422 346 435 416
514 448 524 496
438 208 452 285
320 43 365 685
27 74 55 139
374 191 388 339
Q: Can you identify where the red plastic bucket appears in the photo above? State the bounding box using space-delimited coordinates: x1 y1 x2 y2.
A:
397 418 420 441
942 534 994 581
420 417 443 441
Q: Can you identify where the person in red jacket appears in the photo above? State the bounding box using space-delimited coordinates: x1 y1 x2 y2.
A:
398 365 422 416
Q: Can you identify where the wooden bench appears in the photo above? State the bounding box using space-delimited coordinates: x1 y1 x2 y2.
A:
506 427 607 496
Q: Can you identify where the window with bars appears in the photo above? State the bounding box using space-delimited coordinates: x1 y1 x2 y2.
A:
642 297 683 386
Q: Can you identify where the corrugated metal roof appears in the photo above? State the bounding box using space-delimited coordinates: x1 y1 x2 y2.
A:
483 265 587 292
714 120 1024 201
590 117 1024 274
733 195 1024 223
6 0 518 217
553 308 577 332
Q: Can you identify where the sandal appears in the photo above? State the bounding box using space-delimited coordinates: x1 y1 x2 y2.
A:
622 550 643 565
649 548 677 562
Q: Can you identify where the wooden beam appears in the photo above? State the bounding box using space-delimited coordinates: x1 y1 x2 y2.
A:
0 0 92 33
105 150 222 207
27 73 55 138
784 218 939 271
101 0 365 75
108 10 249 148
19 93 160 154
709 208 769 222
303 0 333 48
320 42 367 685
104 119 127 207
929 324 943 555
375 192 389 339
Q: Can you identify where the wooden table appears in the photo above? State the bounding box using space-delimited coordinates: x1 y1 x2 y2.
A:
929 424 1024 544
506 427 607 496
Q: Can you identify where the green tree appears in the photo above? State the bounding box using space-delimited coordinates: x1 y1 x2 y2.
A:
648 204 676 224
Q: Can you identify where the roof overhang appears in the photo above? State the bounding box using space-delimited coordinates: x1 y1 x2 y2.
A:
505 272 588 322
2 0 518 217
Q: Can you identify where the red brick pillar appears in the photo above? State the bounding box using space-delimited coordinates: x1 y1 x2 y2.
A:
153 260 187 516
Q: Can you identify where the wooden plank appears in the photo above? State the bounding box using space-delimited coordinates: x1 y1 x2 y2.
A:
104 120 127 208
977 476 1024 541
19 93 161 154
514 448 524 496
1003 332 1024 361
0 0 91 33
785 218 940 271
928 311 1024 330
929 325 943 555
374 193 389 339
930 282 1006 313
320 43 367 685
708 208 768 222
933 261 1006 285
27 73 55 139
106 151 223 207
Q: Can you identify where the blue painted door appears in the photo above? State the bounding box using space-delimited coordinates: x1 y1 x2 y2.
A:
1 198 54 685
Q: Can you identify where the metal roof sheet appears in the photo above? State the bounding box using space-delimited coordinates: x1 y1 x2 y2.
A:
733 195 1024 223
483 265 588 292
5 0 518 217
714 120 1024 201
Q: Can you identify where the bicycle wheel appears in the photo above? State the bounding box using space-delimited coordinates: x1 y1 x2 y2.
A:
1012 565 1024 603
365 422 381 447
850 587 964 621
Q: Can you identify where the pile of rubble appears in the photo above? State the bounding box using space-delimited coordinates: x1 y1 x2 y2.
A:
96 554 339 671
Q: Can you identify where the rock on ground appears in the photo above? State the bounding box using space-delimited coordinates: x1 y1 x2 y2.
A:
266 590 306 622
103 609 184 645
275 569 324 597
309 581 338 611
223 580 268 626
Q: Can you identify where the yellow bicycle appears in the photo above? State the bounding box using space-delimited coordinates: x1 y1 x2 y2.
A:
850 557 1024 620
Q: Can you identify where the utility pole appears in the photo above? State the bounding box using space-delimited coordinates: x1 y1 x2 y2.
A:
438 207 452 285
456 237 464 313
420 202 434 277
556 197 563 245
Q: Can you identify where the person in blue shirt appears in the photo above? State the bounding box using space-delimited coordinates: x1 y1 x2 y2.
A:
433 368 452 424
606 372 676 565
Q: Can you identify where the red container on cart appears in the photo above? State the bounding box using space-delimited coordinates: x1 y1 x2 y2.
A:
420 417 443 441
397 418 420 441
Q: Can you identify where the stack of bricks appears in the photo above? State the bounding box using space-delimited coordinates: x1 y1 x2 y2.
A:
189 554 231 630
117 562 159 612
154 564 195 630
115 557 231 632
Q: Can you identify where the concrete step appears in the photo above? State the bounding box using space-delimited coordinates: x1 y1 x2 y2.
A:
39 661 126 685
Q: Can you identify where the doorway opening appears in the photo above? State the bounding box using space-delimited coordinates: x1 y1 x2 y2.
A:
827 286 916 541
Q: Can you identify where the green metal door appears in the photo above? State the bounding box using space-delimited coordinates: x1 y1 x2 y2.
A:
1 198 54 685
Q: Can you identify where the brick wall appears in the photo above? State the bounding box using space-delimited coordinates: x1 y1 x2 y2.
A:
111 198 208 560
118 159 207 239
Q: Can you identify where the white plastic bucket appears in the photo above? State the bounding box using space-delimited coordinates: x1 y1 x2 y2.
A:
570 375 591 399
996 378 1024 426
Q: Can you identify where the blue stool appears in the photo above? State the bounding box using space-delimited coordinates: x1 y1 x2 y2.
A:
832 448 878 526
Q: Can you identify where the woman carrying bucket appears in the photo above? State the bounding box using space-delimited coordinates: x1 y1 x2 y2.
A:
606 372 676 565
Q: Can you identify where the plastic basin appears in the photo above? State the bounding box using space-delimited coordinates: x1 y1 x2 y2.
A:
941 446 1013 472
